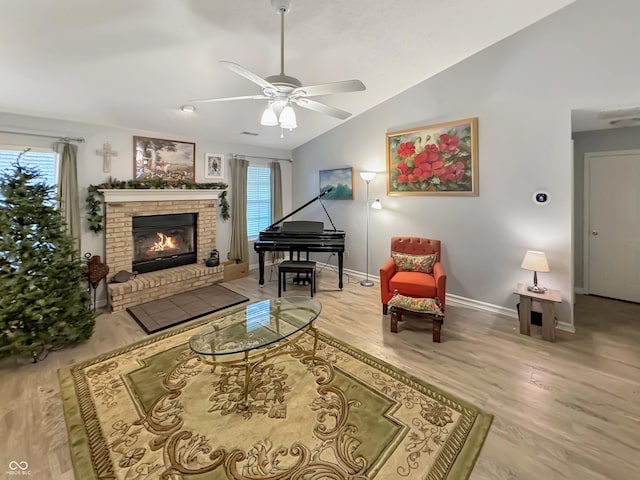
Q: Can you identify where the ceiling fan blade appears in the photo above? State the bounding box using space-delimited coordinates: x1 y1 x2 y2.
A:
292 79 366 97
191 95 268 103
294 98 352 120
220 61 277 91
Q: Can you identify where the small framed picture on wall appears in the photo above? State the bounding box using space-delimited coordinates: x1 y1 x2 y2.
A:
319 167 354 200
204 153 225 180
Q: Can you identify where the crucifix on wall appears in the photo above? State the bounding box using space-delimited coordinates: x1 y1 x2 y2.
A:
96 142 118 173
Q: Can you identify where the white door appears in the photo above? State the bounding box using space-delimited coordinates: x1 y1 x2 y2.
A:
586 150 640 303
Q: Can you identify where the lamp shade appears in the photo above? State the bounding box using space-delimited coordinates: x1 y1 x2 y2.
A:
260 104 278 126
360 171 377 181
371 198 382 210
521 250 550 272
279 105 297 129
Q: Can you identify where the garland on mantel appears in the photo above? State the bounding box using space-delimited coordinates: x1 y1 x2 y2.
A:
86 177 229 233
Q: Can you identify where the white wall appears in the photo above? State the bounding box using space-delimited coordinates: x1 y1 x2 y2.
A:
292 0 640 327
0 111 292 300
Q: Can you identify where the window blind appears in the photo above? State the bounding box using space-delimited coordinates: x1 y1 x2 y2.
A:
247 165 271 240
0 148 58 188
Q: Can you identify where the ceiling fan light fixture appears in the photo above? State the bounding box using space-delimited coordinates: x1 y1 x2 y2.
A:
260 103 278 126
279 104 297 130
190 0 365 136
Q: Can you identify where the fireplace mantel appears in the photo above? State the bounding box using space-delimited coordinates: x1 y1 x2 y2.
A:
99 189 222 203
103 192 221 311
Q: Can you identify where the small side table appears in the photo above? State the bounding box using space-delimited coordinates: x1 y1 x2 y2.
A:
514 283 561 342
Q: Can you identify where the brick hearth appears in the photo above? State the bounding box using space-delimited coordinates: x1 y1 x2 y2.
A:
101 190 224 312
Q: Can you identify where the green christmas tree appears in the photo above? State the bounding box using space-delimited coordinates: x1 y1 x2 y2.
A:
0 160 95 360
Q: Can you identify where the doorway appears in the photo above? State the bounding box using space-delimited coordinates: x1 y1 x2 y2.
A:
583 150 640 303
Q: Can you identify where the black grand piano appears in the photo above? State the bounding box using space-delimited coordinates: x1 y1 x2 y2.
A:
254 188 345 289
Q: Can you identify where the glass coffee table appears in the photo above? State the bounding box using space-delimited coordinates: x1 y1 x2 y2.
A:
189 296 322 406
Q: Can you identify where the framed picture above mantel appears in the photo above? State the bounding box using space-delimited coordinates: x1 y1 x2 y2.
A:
134 136 195 182
386 118 478 196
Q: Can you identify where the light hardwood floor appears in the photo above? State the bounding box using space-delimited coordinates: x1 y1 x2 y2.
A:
1 267 639 479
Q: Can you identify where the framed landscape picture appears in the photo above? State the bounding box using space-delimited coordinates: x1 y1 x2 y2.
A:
386 117 478 196
134 136 195 182
319 167 354 200
204 153 225 180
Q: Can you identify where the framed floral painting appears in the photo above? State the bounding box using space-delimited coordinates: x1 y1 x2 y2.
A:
386 118 478 196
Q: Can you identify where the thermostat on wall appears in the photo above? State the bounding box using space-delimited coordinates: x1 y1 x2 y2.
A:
532 190 550 205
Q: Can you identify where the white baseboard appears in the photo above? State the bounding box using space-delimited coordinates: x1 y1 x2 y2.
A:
445 293 518 318
249 261 576 333
446 293 576 333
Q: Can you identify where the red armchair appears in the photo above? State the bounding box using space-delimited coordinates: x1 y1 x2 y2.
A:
380 237 446 314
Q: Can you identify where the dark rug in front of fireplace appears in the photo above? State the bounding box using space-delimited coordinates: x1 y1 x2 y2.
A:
126 284 249 334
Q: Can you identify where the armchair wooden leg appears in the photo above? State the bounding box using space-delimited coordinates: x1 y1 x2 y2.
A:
390 308 401 333
382 304 388 315
433 317 442 343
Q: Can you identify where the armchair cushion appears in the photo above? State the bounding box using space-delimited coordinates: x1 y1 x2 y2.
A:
389 271 437 298
391 251 437 274
388 293 443 316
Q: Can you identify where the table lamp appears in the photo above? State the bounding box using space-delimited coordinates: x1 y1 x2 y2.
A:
521 250 549 293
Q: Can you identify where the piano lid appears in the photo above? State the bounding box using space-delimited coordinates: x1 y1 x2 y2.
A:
266 187 337 232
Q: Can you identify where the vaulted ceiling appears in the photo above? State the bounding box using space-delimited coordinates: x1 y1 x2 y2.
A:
1 0 575 150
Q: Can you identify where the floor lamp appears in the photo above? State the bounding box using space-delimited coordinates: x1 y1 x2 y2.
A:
360 172 378 287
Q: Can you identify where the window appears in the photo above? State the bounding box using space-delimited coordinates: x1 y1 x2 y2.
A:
247 165 271 240
0 147 58 193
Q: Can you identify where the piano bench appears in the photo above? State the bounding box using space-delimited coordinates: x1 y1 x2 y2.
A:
278 261 316 298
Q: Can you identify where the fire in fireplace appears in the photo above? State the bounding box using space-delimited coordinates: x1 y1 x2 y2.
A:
132 213 197 273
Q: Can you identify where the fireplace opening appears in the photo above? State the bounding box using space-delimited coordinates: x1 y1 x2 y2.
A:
132 213 197 273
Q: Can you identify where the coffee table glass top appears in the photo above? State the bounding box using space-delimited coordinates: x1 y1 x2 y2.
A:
189 296 321 357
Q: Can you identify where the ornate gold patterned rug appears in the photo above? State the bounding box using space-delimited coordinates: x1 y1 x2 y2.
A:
59 315 492 479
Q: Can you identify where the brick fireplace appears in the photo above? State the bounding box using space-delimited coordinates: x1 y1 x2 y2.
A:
101 189 225 312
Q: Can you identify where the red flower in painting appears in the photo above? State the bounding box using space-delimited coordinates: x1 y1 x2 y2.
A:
396 161 409 175
437 161 465 182
420 163 433 179
428 151 440 162
397 174 409 183
444 134 459 146
398 142 416 157
439 134 460 154
431 160 444 171
414 151 428 166
422 144 439 162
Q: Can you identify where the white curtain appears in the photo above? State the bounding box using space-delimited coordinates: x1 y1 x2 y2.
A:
229 158 249 262
55 142 81 253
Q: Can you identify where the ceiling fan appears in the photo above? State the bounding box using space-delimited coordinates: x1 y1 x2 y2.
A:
192 0 366 132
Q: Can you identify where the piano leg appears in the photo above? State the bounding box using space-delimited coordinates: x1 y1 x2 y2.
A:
338 252 344 289
258 252 265 286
